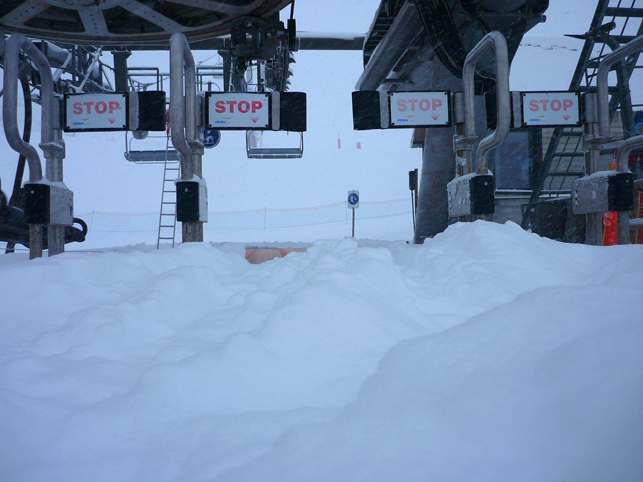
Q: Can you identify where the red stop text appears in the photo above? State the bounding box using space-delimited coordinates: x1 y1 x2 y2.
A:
396 98 443 112
528 99 574 112
214 100 264 114
72 101 121 115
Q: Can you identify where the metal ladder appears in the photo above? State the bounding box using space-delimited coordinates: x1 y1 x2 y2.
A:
156 145 180 249
529 0 643 201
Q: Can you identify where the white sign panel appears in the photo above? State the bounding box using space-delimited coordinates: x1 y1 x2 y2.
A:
389 91 450 127
208 93 270 129
522 92 580 127
348 190 359 209
65 93 127 131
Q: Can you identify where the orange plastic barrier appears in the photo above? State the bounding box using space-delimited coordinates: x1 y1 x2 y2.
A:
603 212 618 246
245 248 307 264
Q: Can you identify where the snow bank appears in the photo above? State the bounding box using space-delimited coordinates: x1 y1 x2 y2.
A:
1 221 642 481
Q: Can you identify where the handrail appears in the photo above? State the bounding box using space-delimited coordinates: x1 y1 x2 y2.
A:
2 34 56 183
597 35 643 150
462 31 511 174
170 32 197 180
596 34 643 245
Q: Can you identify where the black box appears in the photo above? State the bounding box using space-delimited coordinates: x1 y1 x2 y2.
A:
137 91 167 131
352 91 382 130
280 92 307 132
24 183 50 225
447 174 495 217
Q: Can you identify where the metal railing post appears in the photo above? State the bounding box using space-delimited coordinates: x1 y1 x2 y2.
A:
596 35 643 245
3 34 66 258
456 31 511 221
582 93 604 246
463 31 511 175
452 92 473 222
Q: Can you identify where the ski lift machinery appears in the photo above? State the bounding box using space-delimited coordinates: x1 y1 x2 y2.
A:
0 0 367 252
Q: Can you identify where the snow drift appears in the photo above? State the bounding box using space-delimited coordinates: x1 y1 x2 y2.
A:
1 221 642 481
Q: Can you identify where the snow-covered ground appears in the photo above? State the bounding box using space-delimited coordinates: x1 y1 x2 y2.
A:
1 221 642 481
1 1 643 481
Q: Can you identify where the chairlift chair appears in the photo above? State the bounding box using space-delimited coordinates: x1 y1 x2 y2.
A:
246 130 304 159
124 131 180 164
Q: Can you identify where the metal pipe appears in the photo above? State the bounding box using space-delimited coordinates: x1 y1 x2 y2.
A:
355 0 424 91
462 31 511 174
597 35 643 140
2 34 51 183
616 135 643 174
170 32 197 180
4 34 61 259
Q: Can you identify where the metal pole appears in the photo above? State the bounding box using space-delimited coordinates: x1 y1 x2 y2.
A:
170 32 204 243
582 93 603 246
352 209 355 238
113 49 131 92
411 192 416 230
452 91 473 222
45 98 66 256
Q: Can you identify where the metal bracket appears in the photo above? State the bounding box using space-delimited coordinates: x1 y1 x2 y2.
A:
453 135 478 152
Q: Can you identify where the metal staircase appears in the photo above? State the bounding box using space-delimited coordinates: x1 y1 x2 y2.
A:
529 0 643 202
156 146 180 249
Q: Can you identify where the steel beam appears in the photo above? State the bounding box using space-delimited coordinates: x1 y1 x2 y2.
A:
355 1 423 91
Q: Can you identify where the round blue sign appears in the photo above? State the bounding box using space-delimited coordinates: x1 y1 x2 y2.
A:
635 123 643 136
348 192 359 205
203 128 221 149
